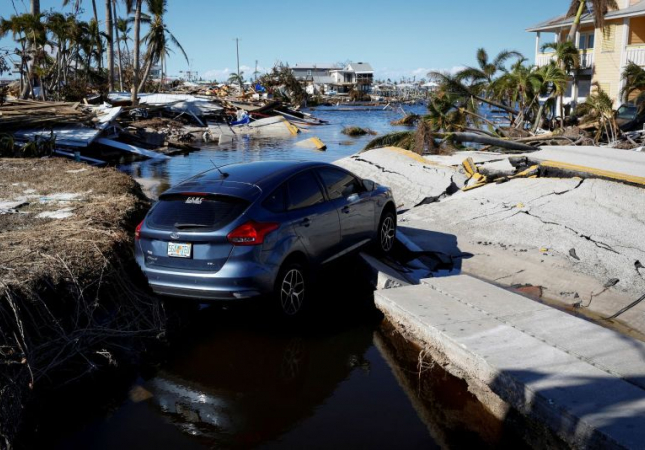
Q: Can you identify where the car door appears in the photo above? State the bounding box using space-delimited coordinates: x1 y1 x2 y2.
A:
286 170 341 263
316 167 375 250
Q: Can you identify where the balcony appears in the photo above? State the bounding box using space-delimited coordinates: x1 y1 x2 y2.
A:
535 50 594 70
625 45 645 66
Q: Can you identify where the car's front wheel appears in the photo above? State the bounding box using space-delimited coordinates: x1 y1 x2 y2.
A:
275 261 308 317
377 211 396 254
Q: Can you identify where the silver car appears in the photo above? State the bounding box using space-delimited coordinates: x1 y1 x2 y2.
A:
135 160 396 316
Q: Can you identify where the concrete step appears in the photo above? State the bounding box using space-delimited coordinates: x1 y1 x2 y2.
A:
375 275 645 449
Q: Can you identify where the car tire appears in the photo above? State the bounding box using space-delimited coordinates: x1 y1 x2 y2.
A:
376 210 396 254
275 261 308 318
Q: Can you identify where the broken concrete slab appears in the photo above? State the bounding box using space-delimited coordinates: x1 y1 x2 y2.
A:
525 146 645 187
376 275 645 449
336 147 465 210
399 176 645 333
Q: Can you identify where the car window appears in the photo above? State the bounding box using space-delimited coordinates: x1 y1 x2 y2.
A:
287 171 325 210
317 168 364 200
147 194 249 231
617 105 638 120
263 184 287 213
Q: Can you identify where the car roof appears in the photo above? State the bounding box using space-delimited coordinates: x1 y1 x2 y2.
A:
163 160 337 199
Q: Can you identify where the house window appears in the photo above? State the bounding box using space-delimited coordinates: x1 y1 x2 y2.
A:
629 16 645 45
602 24 616 52
577 79 591 98
307 70 312 76
579 32 594 49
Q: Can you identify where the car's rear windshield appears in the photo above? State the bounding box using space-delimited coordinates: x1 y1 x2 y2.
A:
147 194 249 231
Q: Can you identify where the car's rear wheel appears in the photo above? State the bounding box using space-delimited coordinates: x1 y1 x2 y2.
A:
377 211 396 254
275 262 308 317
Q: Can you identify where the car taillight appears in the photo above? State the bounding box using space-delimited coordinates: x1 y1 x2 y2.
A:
227 221 279 246
135 220 143 240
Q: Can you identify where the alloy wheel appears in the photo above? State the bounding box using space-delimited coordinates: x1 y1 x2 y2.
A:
280 268 305 316
380 215 395 253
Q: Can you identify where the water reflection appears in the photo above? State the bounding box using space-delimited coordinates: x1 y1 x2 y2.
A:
146 316 374 448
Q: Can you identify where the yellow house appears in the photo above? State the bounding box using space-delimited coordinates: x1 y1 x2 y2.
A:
527 0 645 107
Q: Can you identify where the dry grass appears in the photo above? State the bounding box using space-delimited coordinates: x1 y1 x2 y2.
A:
0 158 145 291
0 158 164 447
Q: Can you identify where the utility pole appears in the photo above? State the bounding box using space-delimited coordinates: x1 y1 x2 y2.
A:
254 59 258 81
233 38 242 89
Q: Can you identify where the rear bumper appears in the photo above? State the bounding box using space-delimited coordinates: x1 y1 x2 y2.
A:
150 283 261 300
136 250 278 301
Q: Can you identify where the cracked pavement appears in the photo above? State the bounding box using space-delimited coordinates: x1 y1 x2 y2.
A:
337 147 645 333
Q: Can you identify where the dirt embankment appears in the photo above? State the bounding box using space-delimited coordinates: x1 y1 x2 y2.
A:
0 158 164 447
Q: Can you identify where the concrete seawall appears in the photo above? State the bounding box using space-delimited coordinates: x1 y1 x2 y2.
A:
375 275 645 449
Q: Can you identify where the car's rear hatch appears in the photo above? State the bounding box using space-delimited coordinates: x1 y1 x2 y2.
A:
139 187 256 272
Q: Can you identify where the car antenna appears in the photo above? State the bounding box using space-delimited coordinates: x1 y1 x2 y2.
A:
210 160 229 178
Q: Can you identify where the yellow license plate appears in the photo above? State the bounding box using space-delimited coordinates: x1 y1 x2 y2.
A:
167 242 192 258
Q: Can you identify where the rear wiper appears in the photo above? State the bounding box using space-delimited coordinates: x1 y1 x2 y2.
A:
173 223 210 229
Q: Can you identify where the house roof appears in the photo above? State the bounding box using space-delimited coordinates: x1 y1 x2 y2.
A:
347 62 374 73
292 63 340 70
527 1 645 32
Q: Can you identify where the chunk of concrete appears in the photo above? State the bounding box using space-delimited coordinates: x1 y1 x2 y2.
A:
336 146 464 210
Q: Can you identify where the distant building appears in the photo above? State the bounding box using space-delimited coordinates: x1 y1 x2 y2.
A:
330 62 374 94
290 61 375 95
291 63 339 86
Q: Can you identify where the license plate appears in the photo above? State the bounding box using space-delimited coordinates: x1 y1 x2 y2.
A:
167 242 192 258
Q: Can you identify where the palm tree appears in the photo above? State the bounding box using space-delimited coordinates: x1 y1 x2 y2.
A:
126 0 143 104
105 0 114 91
567 0 619 42
540 41 580 73
228 71 245 89
138 0 188 92
428 70 520 117
1 13 47 98
620 61 645 104
63 0 102 69
577 83 619 142
492 59 543 127
531 62 569 132
457 48 523 95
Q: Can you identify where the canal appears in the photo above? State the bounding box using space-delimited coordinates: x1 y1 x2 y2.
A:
22 106 532 449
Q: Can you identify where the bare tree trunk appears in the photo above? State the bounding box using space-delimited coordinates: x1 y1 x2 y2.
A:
91 0 102 70
138 54 153 93
112 0 124 91
436 132 537 151
20 1 41 99
131 0 142 105
106 0 114 91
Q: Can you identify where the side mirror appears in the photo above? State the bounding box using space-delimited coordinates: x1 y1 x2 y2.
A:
362 179 376 192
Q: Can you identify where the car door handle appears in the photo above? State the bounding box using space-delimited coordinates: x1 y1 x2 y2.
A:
300 218 312 227
341 206 351 214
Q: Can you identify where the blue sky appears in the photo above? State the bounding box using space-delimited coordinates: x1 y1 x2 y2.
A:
1 0 565 81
